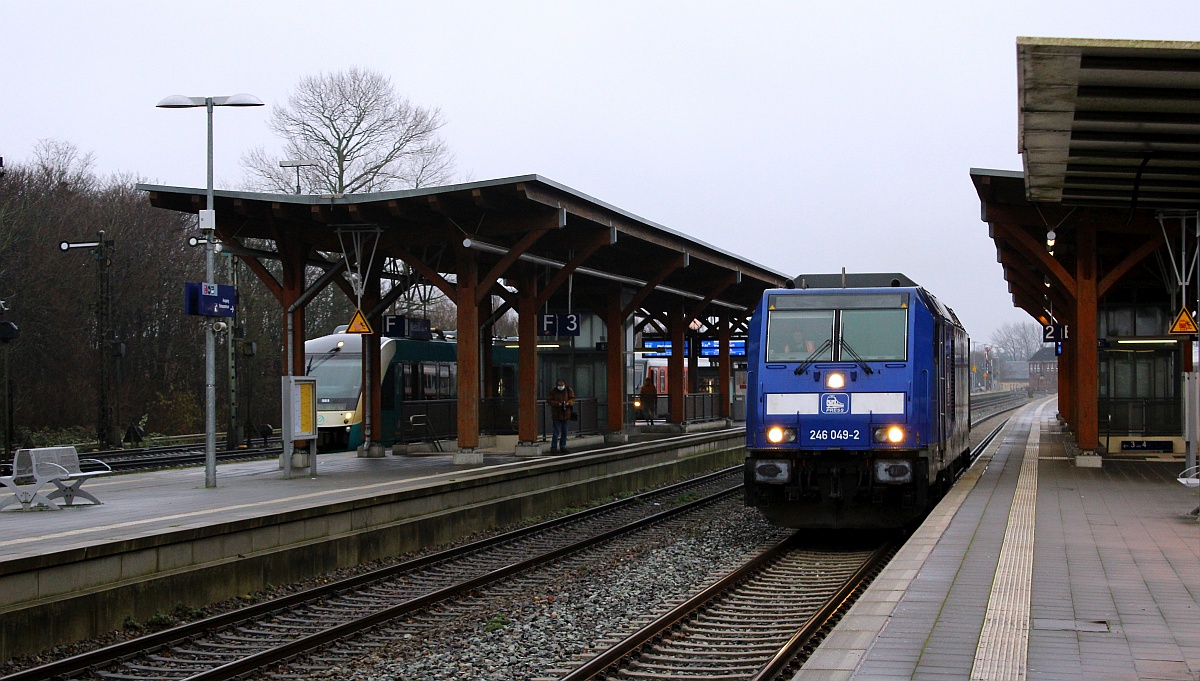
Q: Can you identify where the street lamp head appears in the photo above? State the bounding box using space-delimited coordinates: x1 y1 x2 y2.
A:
157 94 264 108
156 94 205 108
219 93 265 107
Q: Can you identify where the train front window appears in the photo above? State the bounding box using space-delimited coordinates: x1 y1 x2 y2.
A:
766 310 835 362
306 355 361 410
841 309 907 361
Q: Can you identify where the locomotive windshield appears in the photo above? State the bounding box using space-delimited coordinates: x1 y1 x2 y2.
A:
766 293 909 362
305 354 362 410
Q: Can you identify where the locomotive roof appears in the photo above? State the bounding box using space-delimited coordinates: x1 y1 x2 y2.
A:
791 273 917 289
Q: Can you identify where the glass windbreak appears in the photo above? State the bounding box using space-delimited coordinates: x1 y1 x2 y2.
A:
307 356 362 410
766 310 835 361
841 309 908 361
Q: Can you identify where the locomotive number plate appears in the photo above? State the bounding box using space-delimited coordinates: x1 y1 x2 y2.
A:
802 428 866 446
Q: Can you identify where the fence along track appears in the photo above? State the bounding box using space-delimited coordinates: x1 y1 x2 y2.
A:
550 532 891 681
2 468 743 681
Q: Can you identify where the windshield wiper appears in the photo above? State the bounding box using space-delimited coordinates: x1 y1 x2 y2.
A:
839 339 875 375
306 345 343 374
793 338 833 376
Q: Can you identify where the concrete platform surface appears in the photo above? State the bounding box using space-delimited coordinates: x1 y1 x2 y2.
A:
795 398 1200 680
0 450 520 564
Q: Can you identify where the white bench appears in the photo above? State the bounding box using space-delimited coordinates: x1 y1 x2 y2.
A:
0 446 112 511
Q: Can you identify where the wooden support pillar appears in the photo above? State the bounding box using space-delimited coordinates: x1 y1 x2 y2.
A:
456 248 481 451
668 306 686 424
1075 226 1099 451
362 269 382 449
517 271 538 444
687 331 699 393
718 313 731 419
1065 335 1075 419
606 288 626 433
480 296 495 398
278 242 309 376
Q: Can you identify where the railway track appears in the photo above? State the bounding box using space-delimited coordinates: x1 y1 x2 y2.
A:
550 535 893 681
89 443 282 472
2 467 745 681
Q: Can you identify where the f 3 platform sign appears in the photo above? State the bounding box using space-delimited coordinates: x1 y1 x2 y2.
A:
539 312 581 336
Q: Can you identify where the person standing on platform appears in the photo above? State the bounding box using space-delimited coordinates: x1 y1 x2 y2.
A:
639 375 658 425
547 378 575 453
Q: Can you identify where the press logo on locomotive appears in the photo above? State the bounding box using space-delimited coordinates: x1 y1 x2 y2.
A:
820 393 849 414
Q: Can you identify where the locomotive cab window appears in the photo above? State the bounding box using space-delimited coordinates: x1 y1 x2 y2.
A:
766 310 834 361
765 293 909 363
841 308 907 361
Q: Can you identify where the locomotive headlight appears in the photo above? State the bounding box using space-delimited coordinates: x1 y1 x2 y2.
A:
873 426 905 444
825 372 846 389
875 459 913 483
343 412 354 423
633 398 642 408
753 459 790 483
766 426 797 444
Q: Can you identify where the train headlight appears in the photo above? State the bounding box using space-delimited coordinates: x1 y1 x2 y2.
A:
343 412 354 424
766 426 797 444
825 372 846 389
874 459 913 483
633 398 642 408
873 426 905 444
753 459 790 483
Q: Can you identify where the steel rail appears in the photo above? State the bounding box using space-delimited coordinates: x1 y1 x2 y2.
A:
557 531 804 681
186 480 742 680
749 543 894 681
1 466 742 681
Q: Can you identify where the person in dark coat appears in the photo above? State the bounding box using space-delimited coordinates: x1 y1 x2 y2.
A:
546 379 575 452
639 375 658 425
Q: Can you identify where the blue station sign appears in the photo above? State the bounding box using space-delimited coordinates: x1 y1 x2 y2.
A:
184 282 236 318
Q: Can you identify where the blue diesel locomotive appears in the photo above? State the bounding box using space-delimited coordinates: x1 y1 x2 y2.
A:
743 274 970 529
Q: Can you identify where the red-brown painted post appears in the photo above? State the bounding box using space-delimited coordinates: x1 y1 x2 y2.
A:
517 271 538 444
718 313 732 419
456 248 481 451
1075 225 1099 452
669 306 686 425
606 289 626 433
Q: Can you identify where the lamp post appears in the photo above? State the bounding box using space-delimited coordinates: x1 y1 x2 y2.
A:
158 94 263 488
279 159 318 194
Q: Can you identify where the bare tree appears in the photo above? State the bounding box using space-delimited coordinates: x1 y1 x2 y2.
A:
242 67 455 194
988 321 1044 361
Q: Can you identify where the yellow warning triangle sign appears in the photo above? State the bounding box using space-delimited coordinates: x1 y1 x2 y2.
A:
1169 306 1198 335
345 308 373 334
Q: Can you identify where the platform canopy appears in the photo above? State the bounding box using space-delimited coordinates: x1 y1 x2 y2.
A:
974 37 1200 454
140 174 789 318
1019 36 1200 209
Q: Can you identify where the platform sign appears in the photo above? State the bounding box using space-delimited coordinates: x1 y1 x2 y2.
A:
538 312 581 336
345 309 373 334
184 282 236 317
382 315 433 340
382 314 407 338
1042 324 1068 343
1169 306 1199 335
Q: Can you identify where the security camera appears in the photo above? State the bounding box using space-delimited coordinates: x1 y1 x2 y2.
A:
212 321 228 332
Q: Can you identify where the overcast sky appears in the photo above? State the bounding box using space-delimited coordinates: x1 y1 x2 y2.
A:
3 1 1197 343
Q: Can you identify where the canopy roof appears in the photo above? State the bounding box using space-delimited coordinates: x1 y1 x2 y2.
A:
139 174 790 317
1019 36 1200 209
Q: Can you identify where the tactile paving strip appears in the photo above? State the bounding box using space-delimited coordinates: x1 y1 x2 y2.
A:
969 402 1049 680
